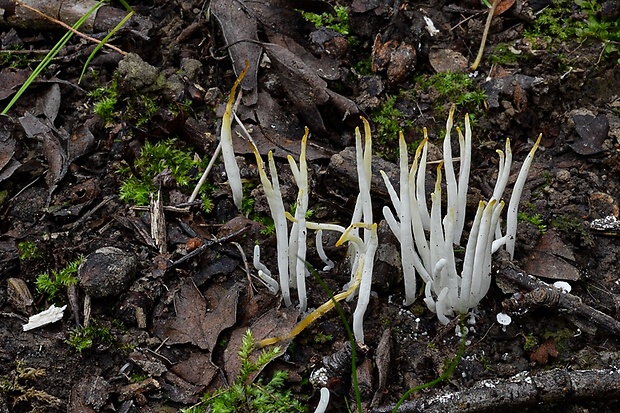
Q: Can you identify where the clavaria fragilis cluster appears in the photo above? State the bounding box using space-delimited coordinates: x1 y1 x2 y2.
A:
223 71 542 342
252 120 378 346
381 104 541 323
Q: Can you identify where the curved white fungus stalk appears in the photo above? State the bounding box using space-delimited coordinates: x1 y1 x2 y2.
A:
352 223 378 343
344 119 374 300
316 230 335 271
288 130 310 312
313 388 330 413
443 105 459 246
257 270 280 294
409 138 431 276
455 116 471 241
491 142 511 202
442 208 460 308
380 134 418 305
429 162 445 283
253 246 279 294
253 245 271 278
335 222 377 343
249 142 291 306
457 201 485 314
220 63 247 211
505 134 542 258
416 129 431 230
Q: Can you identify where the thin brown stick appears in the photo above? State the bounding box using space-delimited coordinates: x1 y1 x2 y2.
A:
494 250 620 336
15 0 127 55
470 0 501 71
0 49 51 55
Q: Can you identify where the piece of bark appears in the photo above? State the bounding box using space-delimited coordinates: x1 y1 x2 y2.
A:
373 367 620 413
0 0 141 33
150 189 167 254
6 277 34 315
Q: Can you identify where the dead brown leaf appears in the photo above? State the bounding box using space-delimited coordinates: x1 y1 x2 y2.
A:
524 230 580 281
0 114 16 172
223 306 299 383
169 352 219 388
494 0 517 16
42 131 69 189
36 83 61 123
529 337 559 365
0 68 30 100
153 278 240 350
210 0 261 103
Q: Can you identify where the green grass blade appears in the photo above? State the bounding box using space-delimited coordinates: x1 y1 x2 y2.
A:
79 10 134 83
2 0 106 114
308 263 363 413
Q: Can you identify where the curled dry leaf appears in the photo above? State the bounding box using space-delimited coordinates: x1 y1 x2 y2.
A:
0 114 16 173
153 278 240 351
210 0 261 102
18 111 69 191
529 337 559 365
494 0 517 16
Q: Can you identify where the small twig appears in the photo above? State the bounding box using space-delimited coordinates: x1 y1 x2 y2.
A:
494 250 620 336
15 0 127 55
189 141 221 203
70 195 114 231
451 10 486 32
169 224 251 267
231 241 253 289
0 49 52 55
130 205 190 213
0 312 28 322
470 0 501 71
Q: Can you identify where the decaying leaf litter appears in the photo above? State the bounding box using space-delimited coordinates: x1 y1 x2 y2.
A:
1 0 620 411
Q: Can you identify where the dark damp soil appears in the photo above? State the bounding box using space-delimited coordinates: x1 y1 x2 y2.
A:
1 0 620 412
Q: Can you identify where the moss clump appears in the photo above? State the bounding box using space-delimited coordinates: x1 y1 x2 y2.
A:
117 139 214 212
66 322 113 353
413 72 487 114
550 215 594 246
300 5 350 36
35 256 82 303
526 0 620 62
487 43 528 65
518 212 547 233
0 360 62 411
371 95 413 147
89 79 119 123
17 241 42 261
184 330 305 413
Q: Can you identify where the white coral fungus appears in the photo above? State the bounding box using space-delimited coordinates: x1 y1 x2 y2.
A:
382 105 541 323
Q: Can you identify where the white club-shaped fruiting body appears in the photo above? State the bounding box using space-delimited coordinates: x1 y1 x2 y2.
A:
382 105 541 323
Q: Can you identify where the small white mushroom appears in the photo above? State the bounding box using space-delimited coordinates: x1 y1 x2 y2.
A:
553 281 572 293
496 312 512 331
